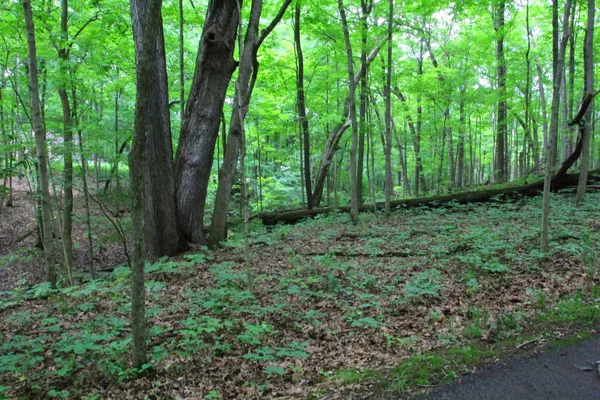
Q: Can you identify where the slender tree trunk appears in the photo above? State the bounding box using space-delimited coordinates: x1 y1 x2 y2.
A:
338 0 359 223
384 0 393 214
494 0 507 183
175 0 240 244
312 41 384 207
457 94 466 188
294 2 313 210
22 0 56 287
129 0 164 369
131 0 181 259
57 0 74 274
575 0 594 205
541 0 571 252
357 0 372 205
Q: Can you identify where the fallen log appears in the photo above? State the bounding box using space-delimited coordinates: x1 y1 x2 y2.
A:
259 170 600 226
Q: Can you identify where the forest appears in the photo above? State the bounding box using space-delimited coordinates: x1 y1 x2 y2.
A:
0 0 599 398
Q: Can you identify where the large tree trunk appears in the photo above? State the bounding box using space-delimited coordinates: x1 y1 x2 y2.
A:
175 0 240 244
129 0 164 369
22 0 56 287
208 0 291 247
131 0 181 259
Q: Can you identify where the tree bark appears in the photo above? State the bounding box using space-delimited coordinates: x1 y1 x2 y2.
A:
131 0 181 259
128 0 164 369
57 0 74 273
175 0 240 244
575 0 595 205
22 0 56 287
338 0 359 223
541 0 571 252
294 2 313 210
208 0 291 247
494 0 507 183
384 0 393 214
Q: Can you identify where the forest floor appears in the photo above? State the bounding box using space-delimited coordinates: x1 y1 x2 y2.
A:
1 186 600 399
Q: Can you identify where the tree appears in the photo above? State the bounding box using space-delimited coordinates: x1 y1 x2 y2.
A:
294 1 313 210
493 0 507 183
208 0 291 247
175 0 241 244
384 0 393 214
22 0 56 287
338 0 359 223
575 0 594 205
541 0 571 252
131 0 181 259
129 0 165 369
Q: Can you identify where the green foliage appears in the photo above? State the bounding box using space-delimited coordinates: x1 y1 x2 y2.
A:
404 269 443 298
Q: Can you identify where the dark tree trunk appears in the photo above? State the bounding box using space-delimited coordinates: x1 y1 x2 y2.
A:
129 0 164 369
175 0 240 244
494 0 507 183
294 2 313 210
22 0 56 287
208 0 291 247
131 0 181 259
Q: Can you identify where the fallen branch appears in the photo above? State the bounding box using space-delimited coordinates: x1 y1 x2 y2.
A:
260 170 600 226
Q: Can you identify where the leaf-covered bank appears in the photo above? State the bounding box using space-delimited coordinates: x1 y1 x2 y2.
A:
1 192 600 399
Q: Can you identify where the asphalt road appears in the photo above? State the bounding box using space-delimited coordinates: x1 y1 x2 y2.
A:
422 335 600 400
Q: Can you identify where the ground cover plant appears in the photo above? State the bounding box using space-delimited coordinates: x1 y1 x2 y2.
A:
1 191 600 399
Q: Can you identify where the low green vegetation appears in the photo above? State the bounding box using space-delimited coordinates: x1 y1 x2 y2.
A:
1 192 600 398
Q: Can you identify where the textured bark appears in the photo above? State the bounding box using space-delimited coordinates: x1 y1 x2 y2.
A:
494 0 507 183
294 2 313 210
57 0 73 273
129 0 164 369
175 0 240 244
22 0 56 287
357 0 372 205
542 0 571 252
131 0 181 259
338 0 359 223
384 0 393 214
208 0 291 247
575 0 595 205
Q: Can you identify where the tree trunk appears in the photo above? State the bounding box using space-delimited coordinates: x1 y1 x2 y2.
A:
22 0 56 287
57 0 74 274
294 2 313 210
131 0 181 259
338 0 359 223
575 0 594 205
312 41 384 207
175 0 240 244
128 0 164 369
357 0 372 205
384 0 393 214
208 0 291 247
541 0 571 252
494 0 507 183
